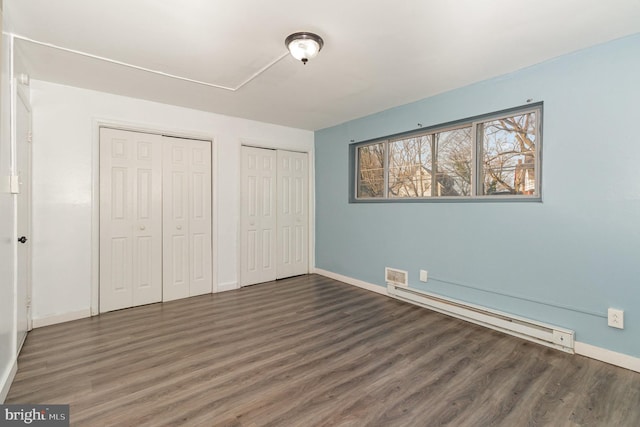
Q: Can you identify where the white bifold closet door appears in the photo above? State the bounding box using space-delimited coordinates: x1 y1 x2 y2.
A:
240 146 308 286
162 137 212 301
276 150 309 279
241 147 277 286
100 128 212 313
100 128 163 312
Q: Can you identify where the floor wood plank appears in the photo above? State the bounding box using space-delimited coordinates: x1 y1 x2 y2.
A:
6 274 640 426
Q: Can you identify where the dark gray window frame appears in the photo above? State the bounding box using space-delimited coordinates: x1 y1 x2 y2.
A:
349 102 543 203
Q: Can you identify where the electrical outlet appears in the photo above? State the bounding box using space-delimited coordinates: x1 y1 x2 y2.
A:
419 270 428 282
607 308 624 329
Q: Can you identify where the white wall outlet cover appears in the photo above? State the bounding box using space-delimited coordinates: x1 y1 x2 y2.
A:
419 270 428 282
607 308 624 329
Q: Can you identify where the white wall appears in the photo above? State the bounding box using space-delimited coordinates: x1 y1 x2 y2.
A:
30 80 314 323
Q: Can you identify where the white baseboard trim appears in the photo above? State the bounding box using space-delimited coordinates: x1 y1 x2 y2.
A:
0 357 17 403
217 281 238 293
313 268 387 296
575 341 640 373
314 268 640 373
32 309 92 329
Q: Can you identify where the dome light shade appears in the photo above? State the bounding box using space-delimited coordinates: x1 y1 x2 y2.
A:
285 32 324 65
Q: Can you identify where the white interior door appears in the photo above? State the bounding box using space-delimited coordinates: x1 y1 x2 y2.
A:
240 146 277 286
100 128 163 312
163 137 212 301
16 86 32 350
276 150 308 279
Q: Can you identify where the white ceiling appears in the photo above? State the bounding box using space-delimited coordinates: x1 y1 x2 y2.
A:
5 0 640 130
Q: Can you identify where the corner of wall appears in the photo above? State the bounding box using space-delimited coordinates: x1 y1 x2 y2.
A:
0 356 17 403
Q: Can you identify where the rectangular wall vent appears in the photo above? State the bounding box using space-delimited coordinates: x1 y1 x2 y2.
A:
385 267 408 287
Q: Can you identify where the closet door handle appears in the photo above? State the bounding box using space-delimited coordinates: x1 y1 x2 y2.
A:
176 225 182 230
18 236 28 244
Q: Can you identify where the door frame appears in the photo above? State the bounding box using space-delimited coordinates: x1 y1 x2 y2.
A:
90 119 218 316
237 140 315 288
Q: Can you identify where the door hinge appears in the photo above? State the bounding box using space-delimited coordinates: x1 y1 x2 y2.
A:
27 131 33 143
10 175 20 194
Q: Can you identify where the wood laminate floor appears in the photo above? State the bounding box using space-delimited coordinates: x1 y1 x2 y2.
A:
7 274 640 426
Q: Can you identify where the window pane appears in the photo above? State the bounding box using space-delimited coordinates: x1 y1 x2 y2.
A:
357 143 385 198
481 112 537 195
434 127 472 196
388 135 432 198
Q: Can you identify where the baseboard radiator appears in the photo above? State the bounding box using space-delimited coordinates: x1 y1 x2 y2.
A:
387 283 575 353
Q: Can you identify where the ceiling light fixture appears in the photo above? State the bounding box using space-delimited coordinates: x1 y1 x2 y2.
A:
285 32 324 65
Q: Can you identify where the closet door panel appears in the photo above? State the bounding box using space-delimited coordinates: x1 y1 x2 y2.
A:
100 128 162 312
163 138 212 300
276 150 308 279
132 140 163 306
163 140 190 301
241 146 277 286
188 141 212 296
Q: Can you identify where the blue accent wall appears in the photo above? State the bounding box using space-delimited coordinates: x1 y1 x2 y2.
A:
315 34 640 357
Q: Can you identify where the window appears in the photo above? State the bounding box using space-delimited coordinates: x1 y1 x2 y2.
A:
480 112 538 196
357 143 385 198
351 104 541 201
